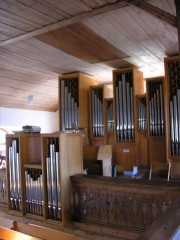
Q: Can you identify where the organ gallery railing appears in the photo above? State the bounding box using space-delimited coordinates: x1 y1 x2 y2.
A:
71 175 179 230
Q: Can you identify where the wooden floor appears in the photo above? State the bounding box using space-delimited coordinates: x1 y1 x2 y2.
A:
0 204 141 240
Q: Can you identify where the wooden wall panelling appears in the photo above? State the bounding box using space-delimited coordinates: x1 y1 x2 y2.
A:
113 67 144 167
164 56 180 179
83 145 98 160
115 142 135 170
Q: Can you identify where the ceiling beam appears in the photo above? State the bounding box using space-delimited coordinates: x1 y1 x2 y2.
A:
128 0 177 27
174 0 180 54
0 1 128 47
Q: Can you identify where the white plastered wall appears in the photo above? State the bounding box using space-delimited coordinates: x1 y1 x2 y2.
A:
0 107 59 133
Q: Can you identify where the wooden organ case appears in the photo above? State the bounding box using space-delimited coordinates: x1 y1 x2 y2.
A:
146 77 167 178
164 56 180 179
136 94 149 168
6 133 83 226
90 85 105 146
113 67 144 168
58 72 97 144
90 84 114 146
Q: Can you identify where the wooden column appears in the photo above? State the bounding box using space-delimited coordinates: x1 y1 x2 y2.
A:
175 0 180 54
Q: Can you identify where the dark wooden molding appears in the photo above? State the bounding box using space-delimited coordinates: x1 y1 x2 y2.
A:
174 0 180 54
128 0 177 27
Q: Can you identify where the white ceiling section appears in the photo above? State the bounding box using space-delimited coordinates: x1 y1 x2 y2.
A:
0 0 178 111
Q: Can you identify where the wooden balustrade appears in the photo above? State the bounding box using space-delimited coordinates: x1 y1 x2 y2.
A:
71 174 180 231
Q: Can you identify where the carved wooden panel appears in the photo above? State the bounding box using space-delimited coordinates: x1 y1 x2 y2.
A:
71 175 179 230
0 170 7 205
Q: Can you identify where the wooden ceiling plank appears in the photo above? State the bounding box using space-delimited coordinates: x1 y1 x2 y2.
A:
4 43 73 70
83 12 166 78
0 0 128 46
0 33 11 42
0 10 38 32
81 0 117 9
0 23 25 36
0 67 58 86
15 0 70 20
0 94 57 105
84 12 162 68
0 9 42 29
2 0 58 24
127 0 177 27
22 37 118 74
125 5 178 56
36 22 128 64
1 48 66 75
0 59 58 79
147 0 176 15
0 99 58 112
43 0 91 15
0 50 61 76
0 78 58 96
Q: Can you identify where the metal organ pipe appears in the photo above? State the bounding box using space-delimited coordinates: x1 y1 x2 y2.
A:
148 81 164 137
115 73 134 141
138 97 147 131
25 169 43 216
46 139 61 220
170 90 180 156
91 88 104 138
107 100 114 132
8 139 21 211
61 78 79 131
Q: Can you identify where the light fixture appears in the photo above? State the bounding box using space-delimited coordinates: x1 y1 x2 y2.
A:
28 95 33 105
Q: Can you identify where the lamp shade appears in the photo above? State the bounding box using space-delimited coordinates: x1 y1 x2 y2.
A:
28 95 33 105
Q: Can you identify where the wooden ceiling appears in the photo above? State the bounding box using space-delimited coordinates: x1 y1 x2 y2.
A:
0 0 178 111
